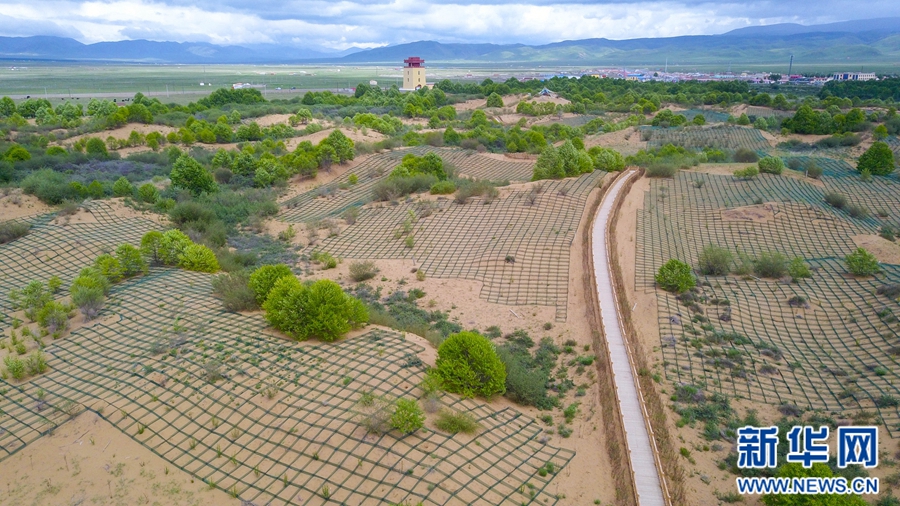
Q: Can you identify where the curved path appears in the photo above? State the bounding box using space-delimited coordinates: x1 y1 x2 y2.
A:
592 170 667 506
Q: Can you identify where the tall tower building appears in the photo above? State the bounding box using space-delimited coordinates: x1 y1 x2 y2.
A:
402 57 426 91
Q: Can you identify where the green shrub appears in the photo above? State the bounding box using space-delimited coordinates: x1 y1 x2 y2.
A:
94 254 124 283
137 183 159 204
170 154 217 195
248 264 294 304
116 243 148 278
758 156 785 175
788 257 812 282
486 92 504 108
430 180 456 195
390 398 425 434
645 163 679 178
36 301 70 334
698 245 732 276
25 351 48 376
0 221 30 244
824 192 847 209
655 259 695 293
349 261 378 282
140 230 164 265
753 251 788 278
112 176 134 197
178 244 219 272
805 161 823 179
20 169 77 205
211 270 257 312
732 166 758 180
158 229 192 265
8 280 52 320
857 141 895 176
70 270 107 320
4 355 25 380
846 248 880 277
263 278 368 341
733 148 759 163
435 331 506 398
434 409 480 434
846 203 869 219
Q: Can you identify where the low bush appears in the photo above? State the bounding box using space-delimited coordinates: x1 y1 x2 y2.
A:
157 229 193 265
732 166 758 180
434 409 480 434
0 221 30 244
36 301 70 334
70 269 107 320
349 261 378 282
249 264 294 304
698 245 732 276
211 270 257 311
178 243 220 272
788 257 812 282
733 148 759 163
758 156 785 175
390 398 425 434
645 163 679 178
846 203 870 219
435 331 506 398
263 278 368 341
824 192 847 209
805 161 823 179
116 243 148 278
9 280 52 320
454 180 499 204
655 259 695 293
430 180 456 195
846 248 880 277
753 251 788 278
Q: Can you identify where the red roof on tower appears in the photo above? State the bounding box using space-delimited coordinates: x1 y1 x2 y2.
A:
404 57 425 68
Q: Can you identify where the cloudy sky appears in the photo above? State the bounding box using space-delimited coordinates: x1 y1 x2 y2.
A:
0 0 898 51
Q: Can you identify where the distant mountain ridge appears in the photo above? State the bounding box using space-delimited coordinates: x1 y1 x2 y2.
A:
1 17 900 65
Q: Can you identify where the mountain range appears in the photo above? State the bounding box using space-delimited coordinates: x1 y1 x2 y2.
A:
1 18 899 66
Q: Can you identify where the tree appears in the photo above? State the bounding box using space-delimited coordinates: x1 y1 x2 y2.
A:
845 247 880 277
94 254 124 283
435 331 506 398
140 231 164 265
390 398 425 434
112 176 134 197
0 96 16 118
170 154 217 196
262 278 368 341
692 114 706 126
322 130 355 164
85 137 108 158
655 259 695 293
874 124 888 141
249 264 295 305
137 183 159 204
486 92 504 108
762 463 867 506
588 147 625 172
857 141 895 176
70 269 107 321
698 245 732 276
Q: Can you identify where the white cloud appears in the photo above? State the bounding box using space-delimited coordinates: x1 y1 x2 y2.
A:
0 0 897 49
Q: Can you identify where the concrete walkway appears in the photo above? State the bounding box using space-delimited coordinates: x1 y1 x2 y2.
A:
592 171 667 506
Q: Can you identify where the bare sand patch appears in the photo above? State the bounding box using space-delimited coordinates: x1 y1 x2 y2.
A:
721 203 777 223
0 191 52 221
0 412 238 506
853 234 900 264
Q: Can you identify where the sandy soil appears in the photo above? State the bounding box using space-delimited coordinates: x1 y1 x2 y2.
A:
853 234 900 264
0 412 238 506
452 94 525 112
0 190 52 222
284 127 385 150
721 203 777 223
584 127 645 155
62 124 178 148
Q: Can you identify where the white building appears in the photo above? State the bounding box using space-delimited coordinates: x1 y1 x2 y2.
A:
832 72 877 82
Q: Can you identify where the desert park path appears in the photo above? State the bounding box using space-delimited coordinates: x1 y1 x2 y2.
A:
591 170 667 506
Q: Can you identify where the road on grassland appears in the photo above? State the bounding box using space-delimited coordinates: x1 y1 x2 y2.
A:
591 170 667 506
